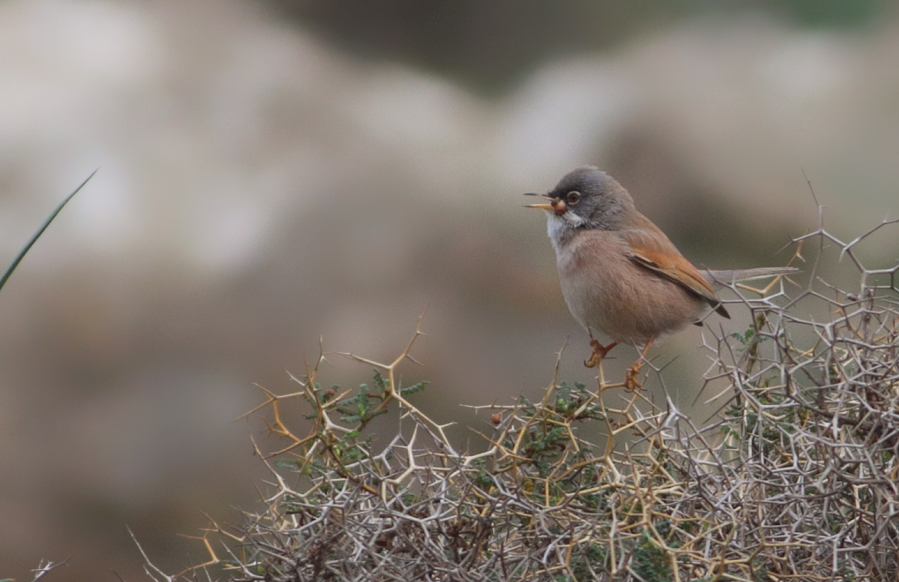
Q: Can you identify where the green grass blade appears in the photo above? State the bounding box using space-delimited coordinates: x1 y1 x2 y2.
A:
0 169 97 293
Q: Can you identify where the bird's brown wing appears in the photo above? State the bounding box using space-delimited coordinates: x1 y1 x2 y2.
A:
621 225 730 319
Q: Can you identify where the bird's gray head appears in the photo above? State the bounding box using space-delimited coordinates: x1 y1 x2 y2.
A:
526 166 635 247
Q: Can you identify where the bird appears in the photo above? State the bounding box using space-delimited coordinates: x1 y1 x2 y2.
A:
525 166 794 388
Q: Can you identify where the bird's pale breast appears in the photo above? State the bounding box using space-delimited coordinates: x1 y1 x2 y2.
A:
554 229 708 345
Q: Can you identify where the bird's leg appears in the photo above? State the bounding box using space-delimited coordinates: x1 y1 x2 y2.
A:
625 338 655 390
585 339 618 368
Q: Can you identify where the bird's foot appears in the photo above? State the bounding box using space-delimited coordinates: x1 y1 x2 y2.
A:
624 362 645 391
623 338 655 390
585 340 618 368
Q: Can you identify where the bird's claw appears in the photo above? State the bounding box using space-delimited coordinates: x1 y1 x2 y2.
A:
585 340 617 368
624 363 645 390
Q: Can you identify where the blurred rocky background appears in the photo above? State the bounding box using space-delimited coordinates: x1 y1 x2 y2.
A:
2 0 899 579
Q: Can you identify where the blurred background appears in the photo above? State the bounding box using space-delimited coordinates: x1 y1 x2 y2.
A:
2 0 899 578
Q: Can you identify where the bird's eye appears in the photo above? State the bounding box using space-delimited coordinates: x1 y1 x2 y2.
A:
566 191 581 204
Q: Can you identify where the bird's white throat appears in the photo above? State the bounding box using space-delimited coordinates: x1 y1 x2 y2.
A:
545 211 584 254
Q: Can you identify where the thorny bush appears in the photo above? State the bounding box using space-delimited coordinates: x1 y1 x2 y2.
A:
142 213 899 582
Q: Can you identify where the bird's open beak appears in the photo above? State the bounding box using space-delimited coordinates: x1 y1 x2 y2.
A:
524 192 554 211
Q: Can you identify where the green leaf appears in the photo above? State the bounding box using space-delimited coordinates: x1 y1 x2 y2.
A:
400 381 428 395
0 170 96 293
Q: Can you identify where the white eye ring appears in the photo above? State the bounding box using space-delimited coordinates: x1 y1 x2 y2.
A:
566 191 581 205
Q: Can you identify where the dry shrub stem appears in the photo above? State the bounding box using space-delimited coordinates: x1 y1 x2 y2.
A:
145 216 899 582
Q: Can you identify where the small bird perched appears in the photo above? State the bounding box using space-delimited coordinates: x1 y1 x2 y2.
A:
526 166 794 388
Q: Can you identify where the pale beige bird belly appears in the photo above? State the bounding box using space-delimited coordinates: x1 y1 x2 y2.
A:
554 231 708 345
